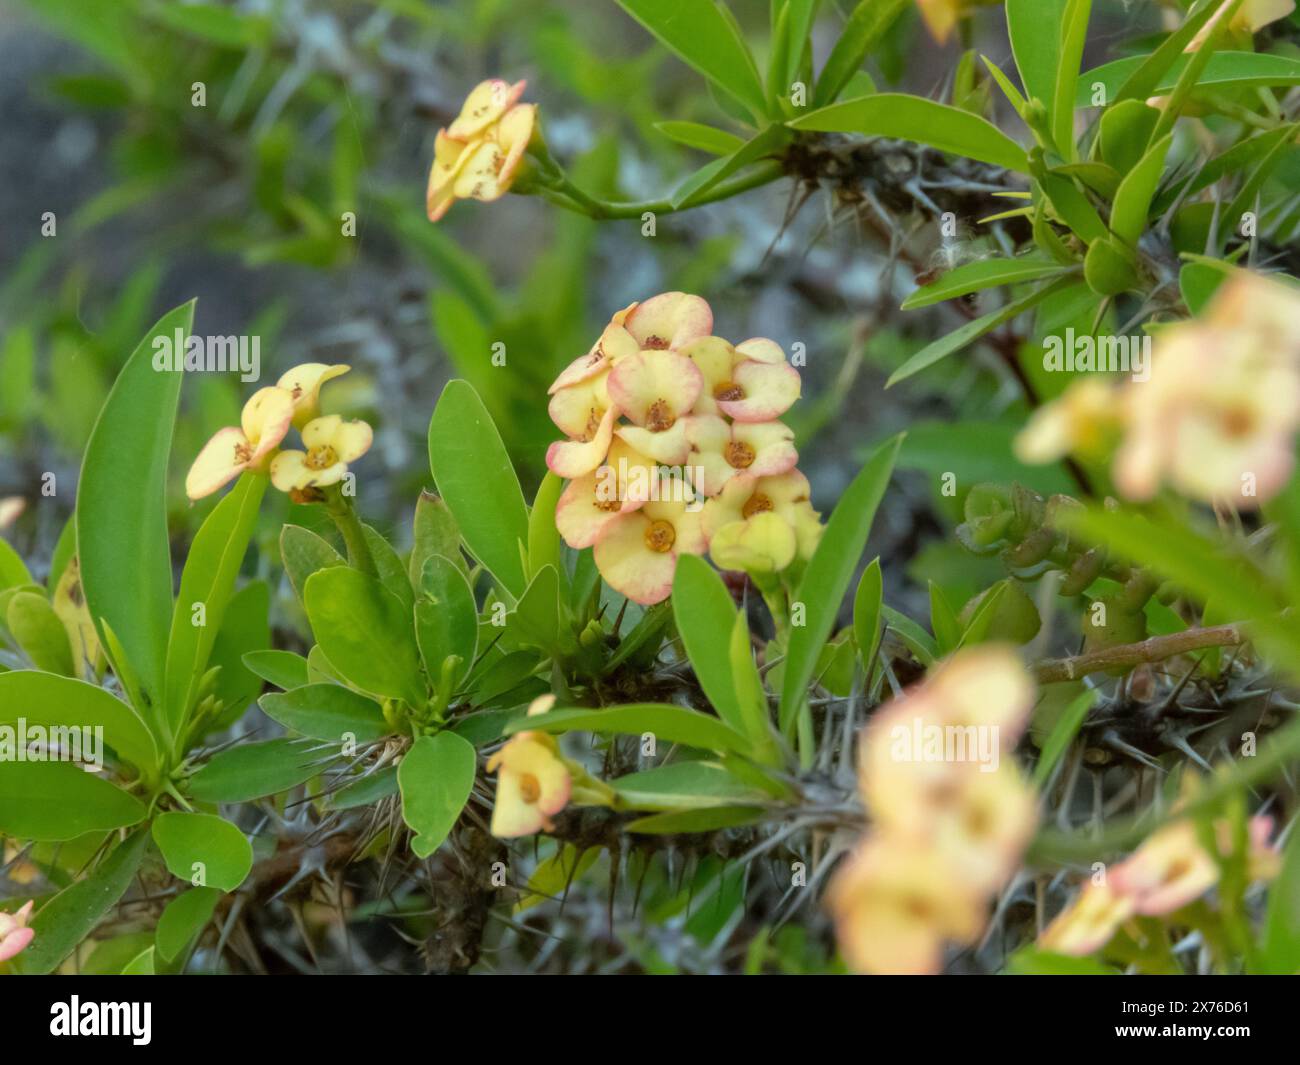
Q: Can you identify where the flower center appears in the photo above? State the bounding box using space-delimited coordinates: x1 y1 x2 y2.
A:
582 407 603 442
643 335 670 350
725 441 756 469
644 519 676 553
714 381 745 402
1221 405 1255 438
594 497 622 513
305 444 338 470
741 492 774 519
234 442 254 464
646 400 676 432
518 772 541 804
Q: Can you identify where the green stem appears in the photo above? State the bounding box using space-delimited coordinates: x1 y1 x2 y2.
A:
543 161 786 220
323 485 378 578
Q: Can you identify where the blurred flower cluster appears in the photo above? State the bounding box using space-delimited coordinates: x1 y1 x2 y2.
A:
546 292 819 604
829 647 1038 974
1041 803 1280 956
426 79 537 223
187 363 372 502
1018 273 1300 508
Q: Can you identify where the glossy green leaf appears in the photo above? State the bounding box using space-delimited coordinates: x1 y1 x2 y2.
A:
671 554 745 734
1109 134 1172 246
399 731 477 858
1007 0 1068 109
507 703 753 755
7 591 73 675
280 524 344 602
259 683 388 743
614 0 768 121
612 760 766 811
812 0 908 107
1108 0 1224 105
780 434 902 731
625 805 765 834
0 670 157 773
19 828 149 974
1260 826 1300 974
1052 0 1091 159
0 537 33 591
428 380 529 599
155 886 221 964
1098 100 1160 174
303 566 425 706
670 123 790 209
902 257 1065 309
163 473 266 738
526 471 565 584
152 812 252 891
654 120 746 156
77 301 194 710
928 581 962 656
1032 688 1096 787
790 95 1029 172
241 649 309 691
409 490 463 586
0 761 146 840
1078 50 1300 108
728 610 780 764
416 555 479 693
852 557 884 674
188 737 320 802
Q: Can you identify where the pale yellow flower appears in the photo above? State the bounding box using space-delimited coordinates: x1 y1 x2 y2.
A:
486 695 571 837
276 363 350 429
186 386 295 500
270 414 373 492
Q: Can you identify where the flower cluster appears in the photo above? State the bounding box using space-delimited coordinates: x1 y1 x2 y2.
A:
186 362 372 502
486 696 572 837
0 900 34 965
546 292 819 604
426 79 537 223
1040 810 1280 956
828 646 1038 974
1017 272 1300 508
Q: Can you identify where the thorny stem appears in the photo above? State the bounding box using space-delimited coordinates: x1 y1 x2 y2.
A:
322 484 378 578
1031 623 1246 684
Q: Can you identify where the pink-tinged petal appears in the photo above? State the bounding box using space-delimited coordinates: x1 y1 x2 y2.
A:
186 427 253 500
549 324 640 395
0 925 34 963
593 512 678 606
496 103 536 185
624 292 713 350
701 474 756 538
452 139 509 202
447 79 526 140
734 337 787 365
548 373 609 438
607 351 702 426
269 450 311 492
616 420 691 465
1038 881 1134 957
734 420 798 478
546 407 616 478
717 360 802 422
427 129 469 220
556 469 640 549
240 386 296 458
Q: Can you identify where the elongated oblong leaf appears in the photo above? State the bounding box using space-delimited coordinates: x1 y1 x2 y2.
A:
506 703 753 756
614 0 768 121
790 95 1030 173
1078 51 1300 108
0 761 146 841
812 0 908 107
672 555 744 734
780 435 902 731
259 683 389 743
902 257 1066 309
428 380 529 599
78 301 194 710
188 737 320 803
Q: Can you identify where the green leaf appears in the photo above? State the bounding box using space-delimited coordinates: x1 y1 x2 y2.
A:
790 95 1030 172
770 0 819 101
1006 945 1118 975
280 524 344 602
526 471 565 585
812 0 909 108
902 257 1066 309
670 123 790 209
7 591 74 675
398 731 477 858
0 670 157 773
1109 134 1172 246
415 555 479 694
303 566 425 706
625 805 765 834
363 525 414 615
1032 687 1096 787
507 703 753 755
882 604 937 665
19 828 149 974
887 277 1074 387
409 490 462 586
612 760 766 811
259 684 389 743
614 0 769 122
1007 0 1069 109
853 557 884 674
654 120 747 156
0 761 146 841
164 473 267 739
672 555 745 734
1052 0 1091 159
515 844 600 912
1078 49 1300 109
1260 825 1300 974
728 610 781 765
0 537 33 591
155 886 221 964
188 737 320 802
206 579 269 732
152 812 252 891
1098 100 1160 175
120 946 156 974
428 380 529 599
928 581 962 656
780 434 902 731
1107 0 1224 105
77 301 194 710
241 649 309 691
